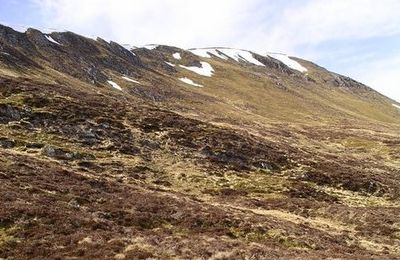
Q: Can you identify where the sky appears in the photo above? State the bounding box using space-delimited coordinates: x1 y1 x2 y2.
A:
0 0 399 102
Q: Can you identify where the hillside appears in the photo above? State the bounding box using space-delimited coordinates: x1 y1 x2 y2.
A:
1 24 400 259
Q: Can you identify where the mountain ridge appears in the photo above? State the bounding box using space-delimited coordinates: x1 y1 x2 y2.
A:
2 23 399 125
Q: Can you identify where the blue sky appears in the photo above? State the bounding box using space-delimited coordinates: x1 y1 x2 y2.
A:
1 0 400 102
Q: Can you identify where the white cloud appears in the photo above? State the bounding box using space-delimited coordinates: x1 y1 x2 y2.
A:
32 0 400 53
348 54 400 102
32 0 254 48
234 0 400 54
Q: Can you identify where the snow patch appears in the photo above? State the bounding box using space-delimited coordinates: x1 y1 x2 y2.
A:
393 104 400 109
173 53 181 60
267 53 307 72
144 44 158 50
165 62 176 67
189 48 308 72
217 48 265 66
45 35 62 45
107 80 122 91
180 62 214 77
189 48 228 60
122 76 140 84
179 77 203 87
189 49 211 58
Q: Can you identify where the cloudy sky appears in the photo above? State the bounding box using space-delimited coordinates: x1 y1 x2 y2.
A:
1 0 400 102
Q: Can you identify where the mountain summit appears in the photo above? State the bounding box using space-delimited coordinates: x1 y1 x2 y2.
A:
1 24 400 259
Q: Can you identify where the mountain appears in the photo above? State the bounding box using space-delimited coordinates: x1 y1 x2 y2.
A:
0 24 399 259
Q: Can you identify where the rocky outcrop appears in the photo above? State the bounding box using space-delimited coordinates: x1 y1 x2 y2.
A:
26 28 53 47
254 53 295 74
109 41 141 66
331 73 369 89
0 24 34 49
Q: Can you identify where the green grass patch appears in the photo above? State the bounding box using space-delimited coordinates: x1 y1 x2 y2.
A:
0 224 20 248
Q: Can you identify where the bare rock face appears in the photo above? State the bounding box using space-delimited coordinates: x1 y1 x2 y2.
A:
84 65 108 85
109 41 142 66
25 28 52 47
0 104 21 123
56 31 100 54
254 53 295 74
331 73 369 89
0 24 33 49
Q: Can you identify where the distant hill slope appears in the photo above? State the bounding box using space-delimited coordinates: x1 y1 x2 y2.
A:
1 24 400 259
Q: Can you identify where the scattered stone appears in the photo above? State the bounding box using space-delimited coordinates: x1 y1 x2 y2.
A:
42 145 74 160
25 142 44 149
119 145 140 155
152 179 172 187
41 145 95 161
253 161 276 171
77 161 97 169
0 137 16 148
79 130 99 145
139 139 160 150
